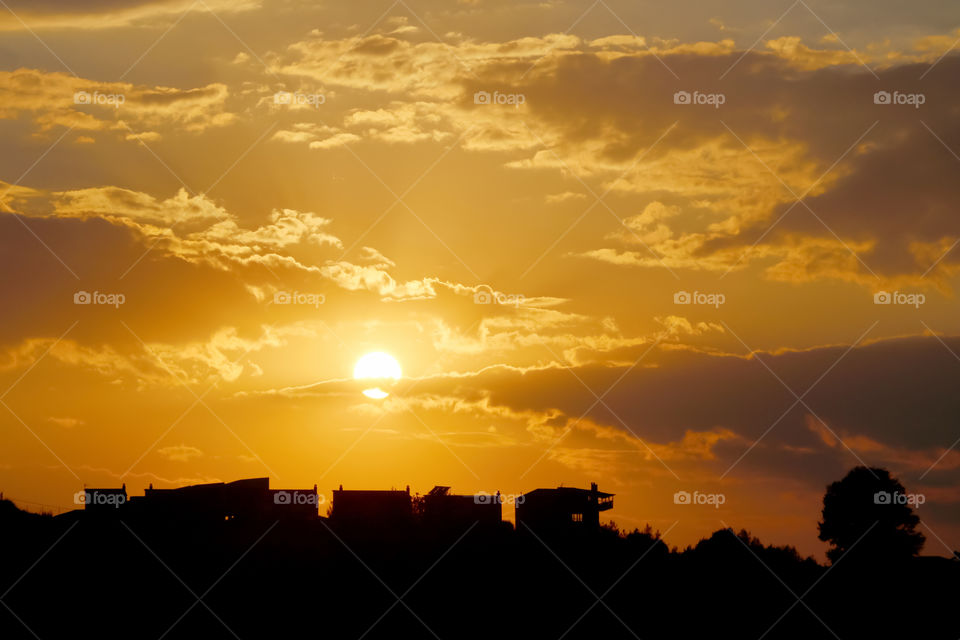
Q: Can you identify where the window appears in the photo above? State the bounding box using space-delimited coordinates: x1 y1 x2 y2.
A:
571 513 582 522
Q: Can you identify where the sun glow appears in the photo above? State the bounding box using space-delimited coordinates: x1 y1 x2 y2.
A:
353 352 402 399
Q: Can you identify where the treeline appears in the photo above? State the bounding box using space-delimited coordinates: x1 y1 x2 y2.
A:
0 498 956 639
1 466 958 639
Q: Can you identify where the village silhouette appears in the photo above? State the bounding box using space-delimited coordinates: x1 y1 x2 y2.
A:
1 467 957 639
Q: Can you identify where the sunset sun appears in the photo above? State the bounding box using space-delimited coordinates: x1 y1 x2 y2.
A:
353 352 402 399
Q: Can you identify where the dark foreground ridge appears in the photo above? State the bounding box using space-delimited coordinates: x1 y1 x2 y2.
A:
1 469 958 639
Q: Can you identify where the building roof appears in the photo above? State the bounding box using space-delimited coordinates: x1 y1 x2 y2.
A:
523 486 614 498
144 478 270 495
333 486 410 495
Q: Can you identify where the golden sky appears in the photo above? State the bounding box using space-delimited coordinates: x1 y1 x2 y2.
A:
1 0 960 559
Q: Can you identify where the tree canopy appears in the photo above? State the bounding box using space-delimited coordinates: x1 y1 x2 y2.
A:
818 466 925 563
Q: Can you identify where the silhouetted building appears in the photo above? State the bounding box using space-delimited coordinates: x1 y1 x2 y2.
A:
331 485 412 529
82 485 127 514
117 478 320 522
422 486 502 530
515 483 613 534
269 485 322 520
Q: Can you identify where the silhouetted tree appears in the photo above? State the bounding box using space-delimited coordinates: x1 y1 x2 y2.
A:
818 466 924 563
624 524 670 559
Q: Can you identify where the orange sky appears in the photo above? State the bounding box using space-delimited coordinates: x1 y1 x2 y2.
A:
1 0 960 560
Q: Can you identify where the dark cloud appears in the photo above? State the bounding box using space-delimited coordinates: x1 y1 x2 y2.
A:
477 50 960 281
403 334 960 485
2 0 176 15
0 213 260 346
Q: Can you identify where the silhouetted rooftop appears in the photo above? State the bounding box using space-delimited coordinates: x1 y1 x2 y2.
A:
524 486 614 498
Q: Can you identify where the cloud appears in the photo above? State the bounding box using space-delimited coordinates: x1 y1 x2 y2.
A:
8 184 343 276
0 69 236 137
0 0 260 30
495 49 960 288
258 333 960 496
257 25 960 290
0 322 316 389
271 123 361 149
545 191 587 204
0 337 172 387
53 186 231 227
273 32 579 99
343 102 456 144
143 324 318 384
47 416 84 428
156 444 203 462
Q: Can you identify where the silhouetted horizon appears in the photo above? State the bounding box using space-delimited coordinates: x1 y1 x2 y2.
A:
3 466 959 638
6 467 958 561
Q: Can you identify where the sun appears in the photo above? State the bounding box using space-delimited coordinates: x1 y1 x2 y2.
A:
353 352 402 399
